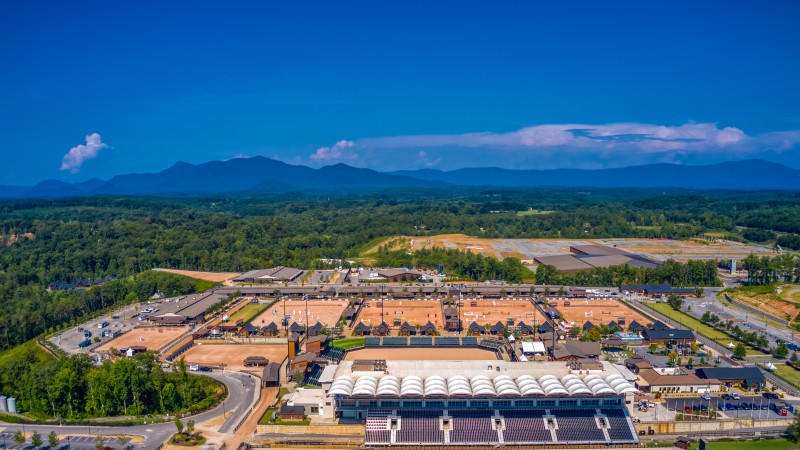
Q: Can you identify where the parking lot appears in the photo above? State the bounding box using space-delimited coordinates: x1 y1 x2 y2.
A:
665 395 789 419
49 297 190 354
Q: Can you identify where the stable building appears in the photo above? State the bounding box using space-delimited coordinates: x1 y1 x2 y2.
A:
695 367 765 391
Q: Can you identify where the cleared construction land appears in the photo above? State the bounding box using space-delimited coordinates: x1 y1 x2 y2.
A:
724 284 800 322
459 299 542 328
182 343 288 371
556 298 649 327
365 234 772 263
345 347 498 361
95 326 189 353
152 268 241 282
356 299 443 328
251 299 349 328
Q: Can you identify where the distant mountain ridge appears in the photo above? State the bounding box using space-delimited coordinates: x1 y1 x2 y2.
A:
1 158 798 199
393 159 800 190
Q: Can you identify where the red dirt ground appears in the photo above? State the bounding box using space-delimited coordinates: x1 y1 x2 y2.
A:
95 326 189 353
356 299 443 328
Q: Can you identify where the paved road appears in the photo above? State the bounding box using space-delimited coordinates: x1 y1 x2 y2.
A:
0 370 256 450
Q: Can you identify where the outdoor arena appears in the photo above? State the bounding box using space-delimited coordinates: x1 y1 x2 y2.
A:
250 299 349 328
181 343 288 372
356 299 443 328
345 347 498 361
94 326 189 354
458 299 542 328
555 298 648 327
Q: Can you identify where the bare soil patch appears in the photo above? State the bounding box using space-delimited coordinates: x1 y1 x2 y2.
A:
153 268 241 282
95 326 189 353
251 300 349 328
182 343 288 372
556 298 648 327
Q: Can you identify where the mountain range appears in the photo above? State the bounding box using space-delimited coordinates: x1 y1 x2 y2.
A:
2 158 799 199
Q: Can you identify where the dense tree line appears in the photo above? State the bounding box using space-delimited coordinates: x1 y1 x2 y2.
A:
777 234 800 250
742 254 800 285
0 352 221 419
535 259 720 287
374 247 533 283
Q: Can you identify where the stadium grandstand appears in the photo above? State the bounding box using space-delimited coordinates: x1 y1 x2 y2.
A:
325 359 639 446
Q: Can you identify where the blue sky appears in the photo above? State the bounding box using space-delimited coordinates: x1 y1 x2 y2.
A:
2 1 800 184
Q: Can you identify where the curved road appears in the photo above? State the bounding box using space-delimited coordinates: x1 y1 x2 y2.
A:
0 370 257 449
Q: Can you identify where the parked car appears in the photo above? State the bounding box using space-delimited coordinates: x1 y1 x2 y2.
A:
763 392 779 399
198 366 213 372
721 393 731 400
731 393 741 400
686 364 693 370
700 393 711 401
189 364 199 371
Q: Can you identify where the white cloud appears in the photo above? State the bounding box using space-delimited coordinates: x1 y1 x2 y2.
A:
309 140 358 165
307 122 800 171
60 133 108 173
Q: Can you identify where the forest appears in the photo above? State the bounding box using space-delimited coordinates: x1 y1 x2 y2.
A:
1 190 800 352
535 259 721 287
0 349 222 419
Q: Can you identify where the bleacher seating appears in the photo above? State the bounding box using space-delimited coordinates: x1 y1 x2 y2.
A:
320 346 345 362
410 337 432 346
500 410 553 443
303 364 323 387
449 409 499 443
460 336 478 346
552 410 606 442
601 409 637 442
395 410 445 444
365 337 381 347
478 339 505 350
365 410 392 444
383 337 409 346
434 337 460 346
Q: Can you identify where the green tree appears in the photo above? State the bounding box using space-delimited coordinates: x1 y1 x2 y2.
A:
31 430 42 448
175 416 184 435
774 343 789 359
733 342 747 359
186 419 195 435
787 412 800 443
648 343 658 353
95 435 104 450
13 430 25 447
48 431 60 449
117 434 128 448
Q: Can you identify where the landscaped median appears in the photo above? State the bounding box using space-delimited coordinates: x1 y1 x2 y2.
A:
644 303 767 356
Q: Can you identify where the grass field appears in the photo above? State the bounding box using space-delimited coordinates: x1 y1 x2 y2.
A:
330 337 366 350
690 439 798 450
773 364 800 389
0 339 55 368
645 303 766 356
227 302 270 324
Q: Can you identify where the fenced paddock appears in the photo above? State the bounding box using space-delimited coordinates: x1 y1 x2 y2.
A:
459 299 542 328
94 326 189 354
356 299 443 329
557 298 649 327
250 299 349 328
181 343 288 372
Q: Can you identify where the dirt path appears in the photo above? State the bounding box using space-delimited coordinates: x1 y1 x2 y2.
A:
226 386 278 449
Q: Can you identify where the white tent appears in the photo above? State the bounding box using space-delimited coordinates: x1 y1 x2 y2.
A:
728 342 735 348
766 363 777 371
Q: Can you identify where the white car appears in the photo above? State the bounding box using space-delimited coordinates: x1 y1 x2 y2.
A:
700 393 711 401
189 364 199 371
731 393 741 400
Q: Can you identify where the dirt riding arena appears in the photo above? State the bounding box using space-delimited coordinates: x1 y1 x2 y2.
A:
459 299 542 329
251 299 349 328
556 298 648 327
181 343 288 372
95 326 189 354
345 347 498 361
356 299 443 329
